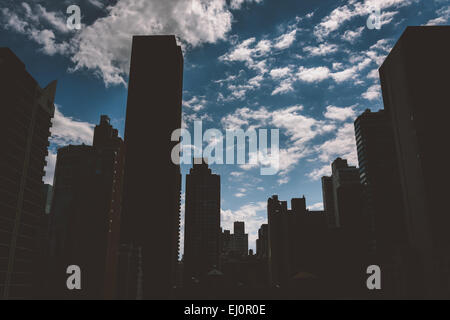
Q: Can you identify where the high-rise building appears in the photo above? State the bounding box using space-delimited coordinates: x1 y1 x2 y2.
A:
256 224 268 258
230 221 248 256
183 159 220 285
48 116 124 299
267 195 328 287
322 158 363 230
379 26 450 298
321 176 335 228
354 109 410 297
320 158 366 295
0 48 56 299
120 35 183 299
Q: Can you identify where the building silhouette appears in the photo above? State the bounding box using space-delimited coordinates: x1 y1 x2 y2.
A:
48 115 124 299
354 109 410 297
320 158 365 296
267 195 328 289
379 26 450 298
119 35 183 299
256 224 268 259
0 48 56 299
183 159 220 286
230 221 248 256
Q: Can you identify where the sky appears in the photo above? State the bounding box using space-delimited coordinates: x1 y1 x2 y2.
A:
1 0 448 252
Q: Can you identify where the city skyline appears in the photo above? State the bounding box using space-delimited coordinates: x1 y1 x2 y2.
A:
2 1 449 252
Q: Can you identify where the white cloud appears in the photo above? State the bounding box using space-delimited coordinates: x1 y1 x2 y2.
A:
273 29 297 50
313 0 413 40
70 0 235 86
271 78 295 95
50 106 95 146
315 122 358 165
426 5 450 26
341 26 364 43
362 84 382 100
269 67 292 79
229 0 263 10
303 43 338 56
308 202 324 210
324 105 356 121
307 164 331 181
297 66 331 83
183 96 207 111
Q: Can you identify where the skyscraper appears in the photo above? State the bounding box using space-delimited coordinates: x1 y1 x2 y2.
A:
354 109 410 297
48 116 124 299
0 48 56 299
379 26 450 298
267 195 328 287
120 35 183 299
256 224 268 258
230 221 248 256
183 159 220 285
322 158 363 230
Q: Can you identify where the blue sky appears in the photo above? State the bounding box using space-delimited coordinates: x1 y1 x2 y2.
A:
1 0 448 251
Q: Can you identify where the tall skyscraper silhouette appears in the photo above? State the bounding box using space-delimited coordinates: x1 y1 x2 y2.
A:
320 158 365 296
0 48 56 299
322 158 363 230
354 109 410 297
120 36 183 299
256 224 268 258
267 195 327 288
183 159 220 286
230 221 248 256
379 26 450 298
48 116 124 299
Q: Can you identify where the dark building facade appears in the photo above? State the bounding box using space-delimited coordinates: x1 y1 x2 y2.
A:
267 195 328 288
120 35 183 299
230 221 248 256
0 48 56 299
379 26 450 298
183 160 220 286
256 224 268 258
354 109 410 297
320 158 366 296
48 116 124 299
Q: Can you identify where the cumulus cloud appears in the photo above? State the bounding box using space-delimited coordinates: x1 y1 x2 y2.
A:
71 0 235 86
273 29 297 50
50 106 95 146
221 105 335 176
313 0 413 40
324 105 356 121
362 84 382 100
303 43 338 56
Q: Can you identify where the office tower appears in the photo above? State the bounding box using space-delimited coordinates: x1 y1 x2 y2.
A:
0 48 56 299
48 116 124 299
321 158 366 296
256 224 268 258
183 159 220 285
323 158 363 230
379 26 450 298
220 229 232 254
267 195 328 288
321 176 336 228
354 109 410 297
230 221 248 256
120 35 183 299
